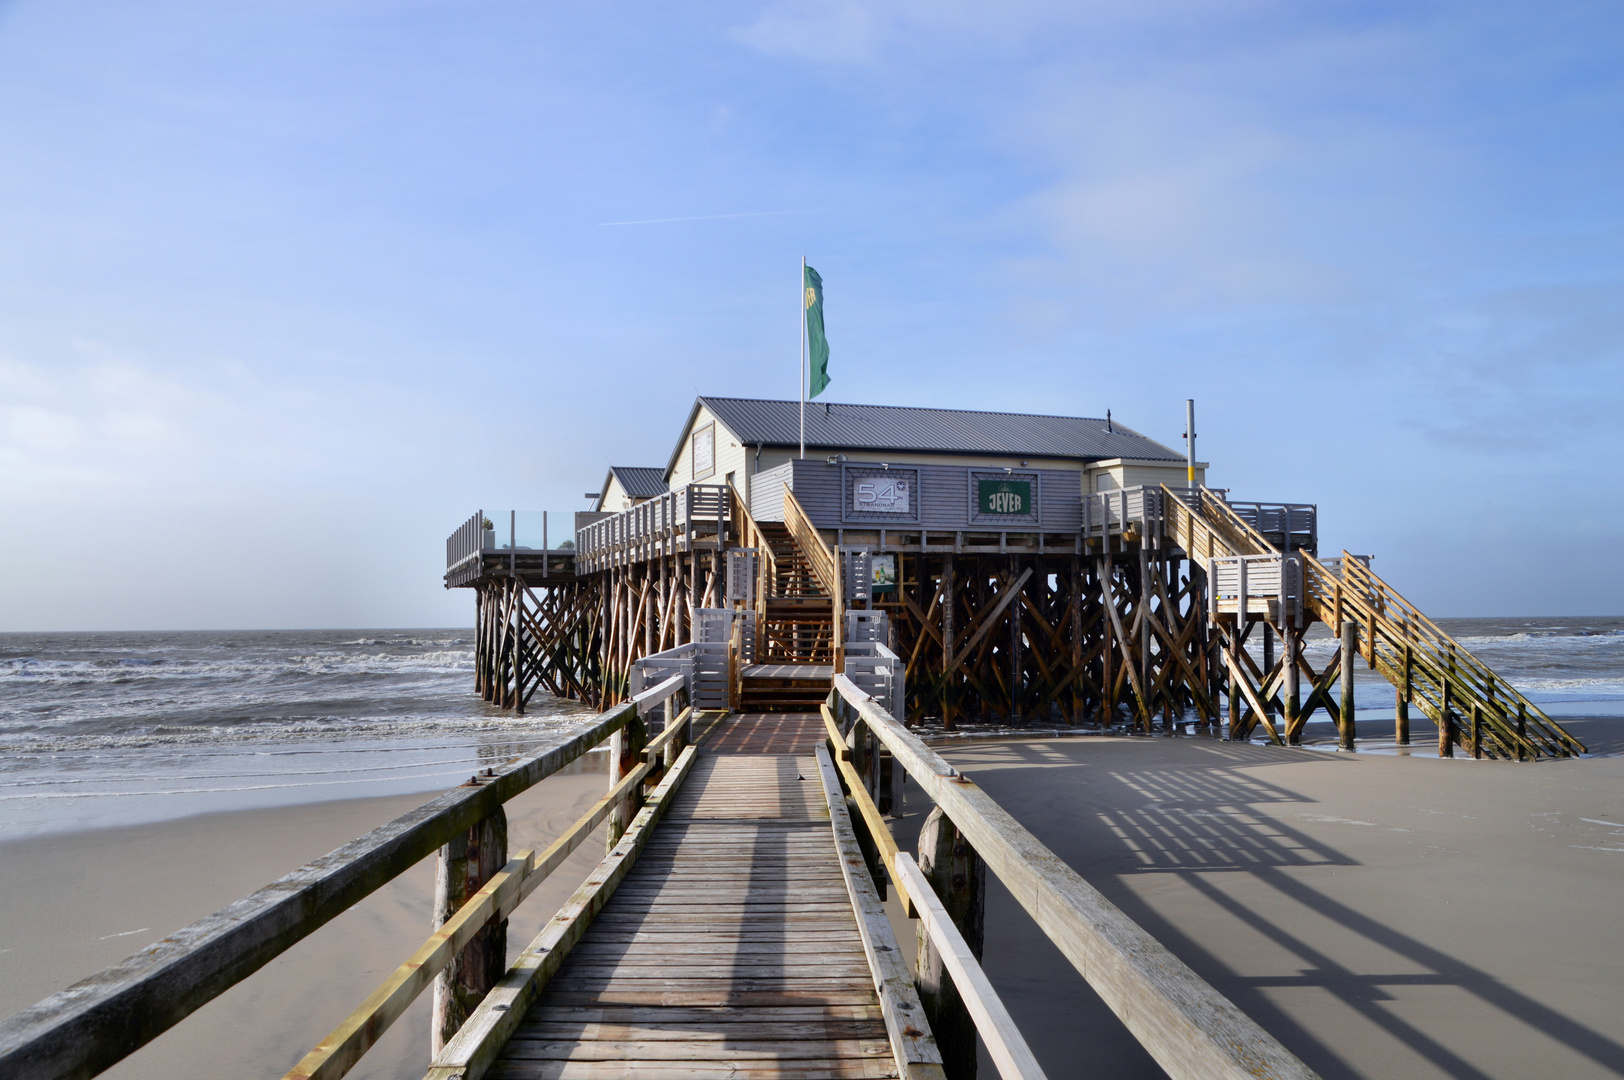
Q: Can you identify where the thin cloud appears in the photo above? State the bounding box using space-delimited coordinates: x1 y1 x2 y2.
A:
597 210 811 226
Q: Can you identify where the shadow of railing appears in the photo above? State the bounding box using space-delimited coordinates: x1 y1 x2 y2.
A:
1071 756 1624 1080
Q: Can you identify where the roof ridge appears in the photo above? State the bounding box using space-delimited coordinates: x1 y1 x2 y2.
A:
698 395 1109 424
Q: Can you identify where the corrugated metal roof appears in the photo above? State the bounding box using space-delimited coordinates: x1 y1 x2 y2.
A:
697 397 1183 462
609 466 668 498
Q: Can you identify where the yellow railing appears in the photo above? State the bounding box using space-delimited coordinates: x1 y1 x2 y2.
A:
1160 485 1583 759
783 488 838 598
728 483 778 604
1299 552 1583 759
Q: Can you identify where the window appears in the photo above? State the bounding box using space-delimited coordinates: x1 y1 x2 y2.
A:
692 423 715 481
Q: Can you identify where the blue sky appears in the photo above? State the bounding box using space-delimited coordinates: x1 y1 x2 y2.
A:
2 0 1620 629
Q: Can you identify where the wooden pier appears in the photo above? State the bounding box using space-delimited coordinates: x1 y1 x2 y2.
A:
1 680 1321 1080
447 395 1585 759
461 735 932 1080
0 396 1590 1080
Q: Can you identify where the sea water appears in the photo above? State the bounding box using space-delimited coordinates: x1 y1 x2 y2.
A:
3 619 1620 837
1238 616 1624 752
0 629 594 838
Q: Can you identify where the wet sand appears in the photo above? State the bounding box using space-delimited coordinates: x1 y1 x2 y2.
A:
4 726 1622 1079
0 765 614 1080
885 723 1624 1079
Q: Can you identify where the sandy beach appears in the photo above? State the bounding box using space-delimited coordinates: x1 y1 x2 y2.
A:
908 722 1624 1079
4 723 1622 1080
0 760 615 1080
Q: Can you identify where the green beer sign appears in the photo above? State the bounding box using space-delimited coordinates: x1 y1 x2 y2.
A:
978 478 1031 515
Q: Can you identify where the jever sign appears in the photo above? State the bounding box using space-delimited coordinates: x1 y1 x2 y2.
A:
978 478 1030 515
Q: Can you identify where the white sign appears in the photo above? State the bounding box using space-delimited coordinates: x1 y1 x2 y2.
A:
853 477 909 514
692 423 715 479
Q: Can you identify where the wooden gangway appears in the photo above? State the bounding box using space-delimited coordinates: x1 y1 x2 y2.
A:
0 670 1326 1080
436 720 940 1079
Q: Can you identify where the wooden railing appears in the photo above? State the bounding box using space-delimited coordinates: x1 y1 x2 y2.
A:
729 482 777 661
0 679 691 1080
826 676 1319 1080
1156 484 1266 565
1208 552 1302 623
446 510 487 571
424 733 712 1080
573 484 731 572
1227 500 1317 552
1081 485 1163 539
1300 551 1585 759
783 488 838 597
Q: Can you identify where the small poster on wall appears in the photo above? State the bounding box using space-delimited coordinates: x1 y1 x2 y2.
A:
870 554 896 594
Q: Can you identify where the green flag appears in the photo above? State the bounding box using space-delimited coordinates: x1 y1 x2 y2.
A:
804 264 830 399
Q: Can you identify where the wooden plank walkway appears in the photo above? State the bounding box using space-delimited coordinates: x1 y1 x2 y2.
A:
741 664 835 680
483 717 912 1079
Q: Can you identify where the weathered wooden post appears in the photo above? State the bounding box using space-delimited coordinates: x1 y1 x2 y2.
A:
1008 557 1023 725
1339 619 1357 750
432 805 508 1056
915 807 985 1080
1138 546 1152 731
1070 555 1085 725
941 554 956 731
607 709 647 848
1261 622 1275 731
1100 558 1115 726
1439 680 1455 757
1516 701 1528 762
511 577 525 715
1396 645 1412 745
1283 622 1301 744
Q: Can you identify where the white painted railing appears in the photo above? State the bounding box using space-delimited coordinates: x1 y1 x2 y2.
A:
573 484 731 572
1208 553 1302 624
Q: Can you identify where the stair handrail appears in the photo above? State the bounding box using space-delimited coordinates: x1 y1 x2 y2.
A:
1297 550 1584 758
783 488 838 598
1158 484 1274 562
727 483 779 601
1196 486 1278 556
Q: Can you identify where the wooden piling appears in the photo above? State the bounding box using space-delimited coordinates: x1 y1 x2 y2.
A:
1439 680 1455 758
916 807 986 1080
1339 619 1357 750
431 807 508 1057
1283 623 1301 744
1397 645 1411 745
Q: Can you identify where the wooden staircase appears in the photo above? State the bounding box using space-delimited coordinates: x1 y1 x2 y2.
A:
1160 485 1586 758
757 520 835 667
727 508 838 710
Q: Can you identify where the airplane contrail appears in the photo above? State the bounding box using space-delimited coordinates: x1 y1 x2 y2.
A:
597 210 810 226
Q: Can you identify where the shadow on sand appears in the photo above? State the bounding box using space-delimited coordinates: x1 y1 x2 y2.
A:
919 737 1624 1080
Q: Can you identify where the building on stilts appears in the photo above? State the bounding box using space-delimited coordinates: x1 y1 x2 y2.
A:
444 396 1585 760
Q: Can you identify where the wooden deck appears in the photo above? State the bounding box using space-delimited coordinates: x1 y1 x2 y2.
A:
480 718 926 1079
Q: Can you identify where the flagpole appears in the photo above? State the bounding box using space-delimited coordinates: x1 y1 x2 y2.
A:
799 255 806 460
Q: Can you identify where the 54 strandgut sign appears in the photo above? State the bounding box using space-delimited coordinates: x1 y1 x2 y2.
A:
978 478 1031 515
854 476 910 514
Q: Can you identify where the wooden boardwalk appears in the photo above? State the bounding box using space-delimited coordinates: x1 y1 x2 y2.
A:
482 717 923 1079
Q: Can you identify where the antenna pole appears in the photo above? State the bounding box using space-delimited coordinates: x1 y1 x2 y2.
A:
1186 398 1196 487
799 256 806 460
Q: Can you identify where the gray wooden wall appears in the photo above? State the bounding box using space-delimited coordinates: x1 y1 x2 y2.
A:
763 458 1084 533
